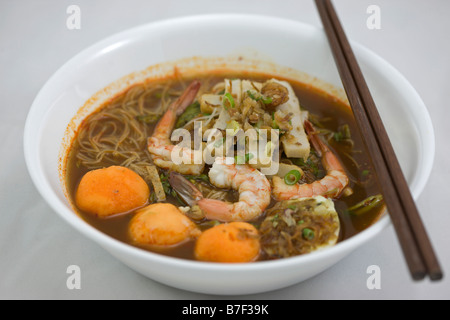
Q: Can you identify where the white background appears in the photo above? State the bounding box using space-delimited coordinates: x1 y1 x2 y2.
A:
1 0 449 299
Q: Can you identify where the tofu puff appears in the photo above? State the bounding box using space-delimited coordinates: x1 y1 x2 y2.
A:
194 222 260 263
129 203 201 247
75 166 150 218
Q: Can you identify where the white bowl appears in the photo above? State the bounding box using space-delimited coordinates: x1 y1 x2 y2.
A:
24 14 434 295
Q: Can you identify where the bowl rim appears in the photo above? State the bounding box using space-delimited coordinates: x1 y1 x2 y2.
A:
23 13 434 272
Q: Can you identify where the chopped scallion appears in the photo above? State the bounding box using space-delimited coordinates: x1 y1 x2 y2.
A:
235 153 254 165
302 228 315 240
182 174 210 183
346 194 384 216
246 90 272 104
247 90 258 101
260 96 273 104
284 170 301 185
222 92 235 109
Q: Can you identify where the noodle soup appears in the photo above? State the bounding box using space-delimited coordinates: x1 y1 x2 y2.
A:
66 71 385 262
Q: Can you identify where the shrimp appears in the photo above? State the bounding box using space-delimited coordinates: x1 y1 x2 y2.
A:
169 157 271 222
147 80 205 175
272 120 349 200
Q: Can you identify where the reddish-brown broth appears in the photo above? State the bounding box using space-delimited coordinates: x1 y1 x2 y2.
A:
65 71 385 260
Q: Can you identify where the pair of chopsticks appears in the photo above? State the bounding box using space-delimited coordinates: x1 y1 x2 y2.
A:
315 0 442 281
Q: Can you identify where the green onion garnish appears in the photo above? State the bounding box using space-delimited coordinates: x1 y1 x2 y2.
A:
247 90 272 104
271 214 279 227
302 228 315 240
222 92 235 109
346 194 384 216
260 96 273 104
247 90 258 101
235 153 254 165
182 174 210 184
284 170 301 185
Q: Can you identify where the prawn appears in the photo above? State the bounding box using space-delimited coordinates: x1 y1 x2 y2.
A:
147 80 205 175
272 120 349 200
169 157 271 222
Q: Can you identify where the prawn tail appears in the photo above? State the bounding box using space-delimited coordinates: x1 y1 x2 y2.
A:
198 198 234 222
304 119 345 173
171 80 201 115
151 80 201 139
304 119 327 157
168 171 203 206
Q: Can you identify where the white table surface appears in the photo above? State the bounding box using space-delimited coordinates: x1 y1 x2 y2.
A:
1 0 449 300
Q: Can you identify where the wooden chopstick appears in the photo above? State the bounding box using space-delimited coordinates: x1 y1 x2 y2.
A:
315 0 442 281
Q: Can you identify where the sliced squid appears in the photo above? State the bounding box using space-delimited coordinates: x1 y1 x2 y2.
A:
266 79 310 160
200 94 222 114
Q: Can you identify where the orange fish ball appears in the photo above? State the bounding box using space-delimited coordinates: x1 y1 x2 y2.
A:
129 203 201 246
194 222 260 263
75 166 150 218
